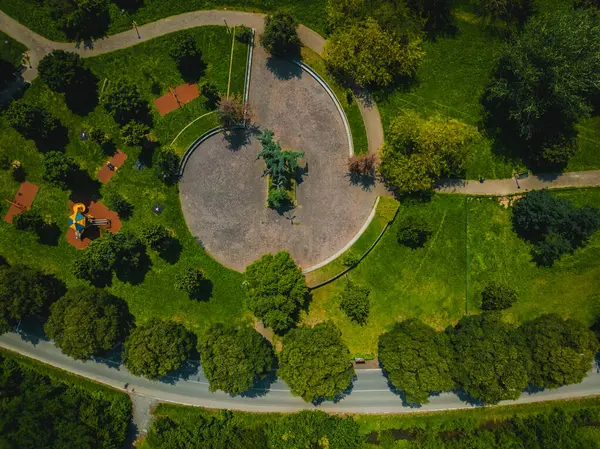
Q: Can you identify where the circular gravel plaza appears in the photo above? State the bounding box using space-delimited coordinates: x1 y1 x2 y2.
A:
180 51 377 271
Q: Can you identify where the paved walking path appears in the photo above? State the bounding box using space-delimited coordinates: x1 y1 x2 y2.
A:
0 9 384 154
437 170 600 195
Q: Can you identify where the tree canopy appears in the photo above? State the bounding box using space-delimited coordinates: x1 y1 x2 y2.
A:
519 314 598 389
49 0 109 42
512 189 600 266
124 318 193 379
73 231 147 286
324 19 424 88
473 0 535 31
154 149 180 185
482 10 600 167
0 353 131 449
44 287 132 361
0 265 66 334
449 313 528 404
278 322 355 403
380 110 477 194
38 50 83 92
260 11 300 55
43 151 78 189
378 318 455 404
198 324 274 394
4 102 61 143
244 251 308 334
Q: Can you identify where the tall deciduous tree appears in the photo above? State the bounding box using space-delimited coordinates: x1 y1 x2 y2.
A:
38 50 83 92
260 11 300 56
4 102 60 142
198 324 273 394
124 318 193 379
43 151 77 189
244 251 308 334
278 322 354 402
449 313 528 404
519 314 598 389
473 0 535 30
0 265 66 333
44 287 131 361
380 110 477 194
324 19 424 88
379 318 455 404
49 0 109 42
482 10 600 167
339 281 371 325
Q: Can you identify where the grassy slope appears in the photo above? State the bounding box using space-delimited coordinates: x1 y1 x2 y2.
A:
304 190 600 354
0 27 250 333
0 0 328 42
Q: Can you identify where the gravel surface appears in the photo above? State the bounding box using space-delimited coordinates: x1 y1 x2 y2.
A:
180 47 377 270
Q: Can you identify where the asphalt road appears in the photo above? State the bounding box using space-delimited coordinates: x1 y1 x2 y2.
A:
2 332 598 414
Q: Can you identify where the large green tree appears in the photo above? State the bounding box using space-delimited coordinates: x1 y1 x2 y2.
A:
198 324 273 394
519 314 598 389
278 322 354 402
244 251 308 334
44 287 131 361
449 313 528 404
4 102 60 142
49 0 109 42
38 50 83 92
380 110 477 194
260 11 300 56
482 10 600 166
473 0 535 30
43 151 78 189
0 265 66 333
324 19 424 88
124 318 193 379
512 189 600 265
379 319 455 404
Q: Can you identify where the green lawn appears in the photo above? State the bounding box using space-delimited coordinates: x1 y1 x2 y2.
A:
0 0 328 42
376 0 600 179
0 26 251 333
0 30 26 66
303 190 600 355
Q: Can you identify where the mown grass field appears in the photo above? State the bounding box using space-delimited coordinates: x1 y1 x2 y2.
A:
303 189 600 355
0 26 250 333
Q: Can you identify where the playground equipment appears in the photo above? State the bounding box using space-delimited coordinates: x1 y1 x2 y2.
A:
68 203 111 240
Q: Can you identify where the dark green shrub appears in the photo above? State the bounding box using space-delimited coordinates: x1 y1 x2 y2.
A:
105 192 133 219
38 50 82 92
236 25 253 43
481 281 518 310
42 151 77 189
175 268 205 299
154 149 180 184
267 188 291 209
103 80 149 125
121 120 148 147
397 215 432 248
342 251 361 267
141 224 171 251
339 281 370 324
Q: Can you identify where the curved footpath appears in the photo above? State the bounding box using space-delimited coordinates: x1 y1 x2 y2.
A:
1 332 598 415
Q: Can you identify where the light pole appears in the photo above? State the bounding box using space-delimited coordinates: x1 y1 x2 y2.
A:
122 9 141 39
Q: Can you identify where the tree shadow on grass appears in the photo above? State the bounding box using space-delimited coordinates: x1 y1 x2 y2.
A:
65 70 99 116
35 123 70 153
37 222 61 246
178 57 207 83
68 169 102 202
115 249 152 286
189 278 213 302
158 237 183 264
100 139 118 157
266 55 302 81
139 140 159 168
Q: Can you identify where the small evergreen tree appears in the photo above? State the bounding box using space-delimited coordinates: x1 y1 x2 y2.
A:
339 281 370 324
260 11 300 56
481 281 518 311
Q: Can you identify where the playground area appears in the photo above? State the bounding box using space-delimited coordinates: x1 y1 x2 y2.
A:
154 82 200 116
3 182 39 224
66 200 121 249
